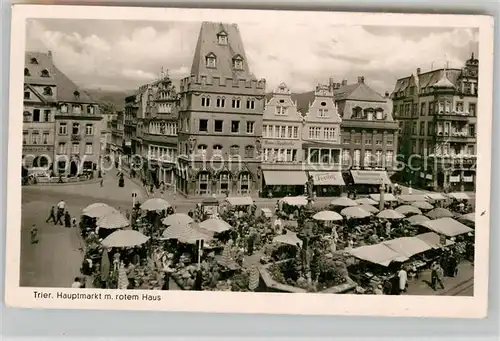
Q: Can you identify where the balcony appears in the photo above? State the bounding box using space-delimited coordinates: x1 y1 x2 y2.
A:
435 132 476 143
434 110 475 121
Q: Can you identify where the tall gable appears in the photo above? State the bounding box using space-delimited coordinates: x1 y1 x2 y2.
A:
190 22 256 80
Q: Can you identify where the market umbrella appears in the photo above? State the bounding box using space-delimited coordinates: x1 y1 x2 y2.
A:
412 201 434 210
161 222 213 244
340 206 372 219
83 203 108 213
141 198 171 211
406 214 431 226
101 230 150 248
100 248 110 282
331 197 358 207
426 207 454 219
358 204 379 214
97 210 130 229
459 212 475 224
199 218 232 233
83 204 118 218
395 205 422 216
218 242 240 270
280 196 308 206
162 213 194 227
377 209 405 220
313 210 343 221
355 198 378 206
272 230 303 247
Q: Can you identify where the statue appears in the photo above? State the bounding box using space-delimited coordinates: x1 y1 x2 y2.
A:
255 139 262 155
188 136 197 155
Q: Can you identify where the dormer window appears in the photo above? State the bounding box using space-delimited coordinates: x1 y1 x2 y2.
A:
40 69 50 77
30 58 38 64
376 110 384 120
43 86 53 96
74 91 80 99
205 53 217 68
24 68 30 76
217 31 228 45
232 55 244 70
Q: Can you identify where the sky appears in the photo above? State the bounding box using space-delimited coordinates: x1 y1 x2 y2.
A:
25 19 479 94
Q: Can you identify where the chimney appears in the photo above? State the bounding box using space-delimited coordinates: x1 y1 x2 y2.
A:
341 79 348 86
417 67 421 75
358 76 365 84
329 77 335 91
48 50 52 59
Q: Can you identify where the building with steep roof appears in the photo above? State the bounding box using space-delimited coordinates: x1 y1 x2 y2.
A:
392 53 478 191
23 51 102 176
177 22 266 197
334 76 399 190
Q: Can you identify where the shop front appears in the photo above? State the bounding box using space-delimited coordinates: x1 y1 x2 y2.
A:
261 170 308 198
308 171 345 197
348 169 392 194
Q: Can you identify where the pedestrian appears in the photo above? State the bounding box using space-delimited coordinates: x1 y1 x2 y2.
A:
193 269 203 291
71 277 82 288
448 253 458 277
45 206 57 224
55 209 64 226
100 178 104 187
30 224 39 244
72 217 77 228
383 280 392 295
398 266 408 294
431 261 445 290
64 211 71 228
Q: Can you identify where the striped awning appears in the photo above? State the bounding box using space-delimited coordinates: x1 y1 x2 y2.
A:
309 171 345 186
350 170 392 185
263 170 307 186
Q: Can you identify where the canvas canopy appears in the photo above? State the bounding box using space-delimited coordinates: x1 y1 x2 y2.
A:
347 243 409 267
225 196 253 206
416 232 454 249
382 237 432 258
421 217 473 237
370 193 398 202
397 194 429 202
426 193 447 201
447 192 471 200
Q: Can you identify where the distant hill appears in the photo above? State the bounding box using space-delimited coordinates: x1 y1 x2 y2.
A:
84 89 132 112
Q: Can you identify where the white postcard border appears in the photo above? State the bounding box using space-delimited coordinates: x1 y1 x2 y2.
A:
4 5 494 318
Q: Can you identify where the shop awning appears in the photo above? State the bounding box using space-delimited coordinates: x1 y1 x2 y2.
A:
369 193 398 202
447 192 471 200
347 244 409 267
383 237 432 258
225 196 253 206
421 217 473 237
397 194 429 202
416 232 455 249
263 170 307 186
309 171 345 186
426 193 447 201
350 170 392 185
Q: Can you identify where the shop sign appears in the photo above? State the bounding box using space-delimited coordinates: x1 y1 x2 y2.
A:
312 172 340 185
462 176 474 182
23 146 54 153
262 139 296 146
449 176 460 183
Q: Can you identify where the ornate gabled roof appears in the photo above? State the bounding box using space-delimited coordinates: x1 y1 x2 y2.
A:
334 82 386 102
190 22 256 80
433 70 455 89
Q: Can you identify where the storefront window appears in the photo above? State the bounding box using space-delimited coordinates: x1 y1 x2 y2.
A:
219 172 230 194
198 172 210 195
239 172 251 194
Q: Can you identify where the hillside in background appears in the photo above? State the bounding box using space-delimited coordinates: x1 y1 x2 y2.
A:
84 88 132 112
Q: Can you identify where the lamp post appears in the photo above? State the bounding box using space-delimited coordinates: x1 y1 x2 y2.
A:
379 182 385 211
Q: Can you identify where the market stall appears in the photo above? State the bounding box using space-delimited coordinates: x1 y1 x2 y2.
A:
406 214 431 226
358 204 379 214
369 193 398 203
141 198 171 212
411 201 434 210
340 206 372 219
397 194 429 203
395 205 422 216
355 197 378 206
382 236 432 258
313 210 343 222
347 243 409 267
330 197 358 207
420 217 473 237
459 212 475 225
426 208 454 220
376 209 405 220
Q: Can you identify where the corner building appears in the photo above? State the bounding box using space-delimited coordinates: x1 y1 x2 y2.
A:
177 22 266 197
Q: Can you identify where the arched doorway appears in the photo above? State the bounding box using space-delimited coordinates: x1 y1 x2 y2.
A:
70 161 78 176
33 156 49 168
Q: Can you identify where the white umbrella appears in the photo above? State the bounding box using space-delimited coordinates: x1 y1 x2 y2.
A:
395 205 423 216
412 201 434 210
141 198 171 211
359 204 379 214
162 213 194 227
97 210 130 229
101 230 149 248
426 208 454 219
161 222 213 244
331 197 358 207
83 204 118 218
313 210 343 221
83 203 108 213
273 230 303 248
377 209 405 220
341 206 372 219
406 214 431 226
355 198 378 206
198 218 232 233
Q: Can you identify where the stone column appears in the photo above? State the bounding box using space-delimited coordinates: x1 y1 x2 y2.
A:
460 170 465 192
361 130 366 168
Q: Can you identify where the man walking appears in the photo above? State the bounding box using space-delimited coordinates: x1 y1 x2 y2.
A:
397 266 408 294
45 206 57 224
431 261 445 290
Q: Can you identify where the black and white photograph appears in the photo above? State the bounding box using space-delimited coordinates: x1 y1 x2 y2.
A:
5 6 494 317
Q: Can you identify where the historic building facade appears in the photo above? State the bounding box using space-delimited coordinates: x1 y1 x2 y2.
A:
177 22 266 197
260 82 305 197
392 53 478 191
335 76 399 190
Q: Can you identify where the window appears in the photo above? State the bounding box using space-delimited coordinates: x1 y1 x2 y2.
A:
428 122 434 136
468 103 476 116
364 150 372 167
217 32 228 45
366 139 372 145
376 150 383 167
85 124 93 135
343 138 350 144
239 173 251 194
201 97 211 107
412 122 417 135
456 102 464 112
230 145 239 156
24 68 30 76
231 98 241 108
58 142 67 154
232 56 243 70
59 122 67 135
375 140 382 145
287 126 293 138
40 69 50 77
216 97 225 108
85 143 93 155
468 124 476 137
73 105 82 114
33 109 40 122
24 91 30 100
231 121 240 133
199 119 208 132
31 131 39 144
23 131 28 144
72 143 80 154
30 57 38 64
205 54 217 68
464 82 471 94
245 145 254 158
246 121 255 134
354 138 361 144
318 109 328 118
43 110 51 122
214 120 223 132
293 126 298 138
197 144 207 157
87 105 94 114
219 172 230 194
354 149 361 167
246 98 255 109
42 132 49 144
43 86 52 96
275 106 287 115
72 123 80 135
376 110 383 120
467 145 475 155
385 151 394 167
280 126 286 138
387 140 393 146
420 122 425 136
262 125 268 138
60 104 68 113
420 103 426 116
213 144 223 156
198 172 210 195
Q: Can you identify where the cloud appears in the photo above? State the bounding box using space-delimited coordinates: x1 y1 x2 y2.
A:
26 19 478 94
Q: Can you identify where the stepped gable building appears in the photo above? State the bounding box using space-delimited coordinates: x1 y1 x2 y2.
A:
177 22 266 197
260 82 305 197
392 53 478 191
302 79 345 196
23 51 58 169
334 76 399 189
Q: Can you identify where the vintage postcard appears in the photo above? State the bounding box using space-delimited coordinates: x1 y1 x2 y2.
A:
4 5 494 318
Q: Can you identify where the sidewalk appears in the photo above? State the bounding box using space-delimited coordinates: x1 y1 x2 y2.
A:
405 261 474 296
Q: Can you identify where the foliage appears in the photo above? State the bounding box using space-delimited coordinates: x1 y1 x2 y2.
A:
231 271 250 292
